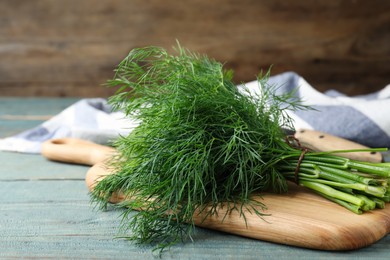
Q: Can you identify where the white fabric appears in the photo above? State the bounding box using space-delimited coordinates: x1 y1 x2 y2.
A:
1 72 389 153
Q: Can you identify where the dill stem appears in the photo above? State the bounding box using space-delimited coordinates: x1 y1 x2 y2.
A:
302 155 348 166
370 197 386 209
355 194 376 211
317 165 377 185
94 44 390 251
300 178 385 197
382 195 390 203
346 161 390 178
316 192 363 214
299 180 364 206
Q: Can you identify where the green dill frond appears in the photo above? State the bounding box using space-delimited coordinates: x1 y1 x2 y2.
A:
92 43 305 250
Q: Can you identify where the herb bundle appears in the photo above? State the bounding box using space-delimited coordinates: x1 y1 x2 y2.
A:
91 44 390 250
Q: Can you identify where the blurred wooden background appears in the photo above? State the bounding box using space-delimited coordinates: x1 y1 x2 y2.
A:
0 0 389 97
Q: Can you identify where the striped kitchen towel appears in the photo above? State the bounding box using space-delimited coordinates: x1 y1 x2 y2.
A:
0 98 137 153
0 72 389 153
260 72 390 149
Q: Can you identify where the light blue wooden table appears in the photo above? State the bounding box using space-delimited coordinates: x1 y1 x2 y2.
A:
0 98 389 259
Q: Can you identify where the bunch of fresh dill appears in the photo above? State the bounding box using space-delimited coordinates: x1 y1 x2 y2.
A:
91 44 390 251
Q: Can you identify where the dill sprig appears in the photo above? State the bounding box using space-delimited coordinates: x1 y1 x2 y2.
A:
91 44 390 251
92 44 300 248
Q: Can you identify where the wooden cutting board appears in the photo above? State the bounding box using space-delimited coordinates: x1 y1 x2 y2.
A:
194 184 390 250
41 137 390 251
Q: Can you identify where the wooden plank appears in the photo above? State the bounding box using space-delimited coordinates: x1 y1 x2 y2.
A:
0 97 79 138
0 0 389 97
0 152 88 180
0 115 53 120
0 181 134 259
0 98 79 116
0 120 45 137
1 155 390 259
41 139 390 251
1 97 390 259
83 157 390 251
1 180 389 259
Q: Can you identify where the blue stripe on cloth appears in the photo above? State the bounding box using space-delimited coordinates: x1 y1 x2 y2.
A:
325 89 383 100
267 72 301 95
295 105 390 148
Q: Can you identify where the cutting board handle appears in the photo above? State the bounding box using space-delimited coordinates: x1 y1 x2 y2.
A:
41 138 116 166
40 137 390 251
295 129 382 163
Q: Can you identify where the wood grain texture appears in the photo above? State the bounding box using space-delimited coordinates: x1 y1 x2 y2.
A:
69 141 389 251
195 185 390 250
0 0 389 97
40 136 390 251
0 97 78 136
1 98 390 259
